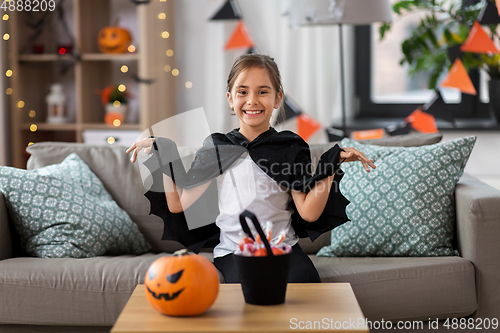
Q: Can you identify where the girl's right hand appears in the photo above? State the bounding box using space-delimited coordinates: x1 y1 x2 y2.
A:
126 138 155 163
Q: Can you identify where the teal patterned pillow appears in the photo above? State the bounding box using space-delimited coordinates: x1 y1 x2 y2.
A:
0 153 151 258
318 136 476 257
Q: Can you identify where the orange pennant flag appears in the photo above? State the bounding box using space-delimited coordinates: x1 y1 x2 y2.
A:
297 114 321 142
351 128 385 141
225 21 253 50
405 109 438 133
460 21 499 54
441 58 477 95
497 0 500 16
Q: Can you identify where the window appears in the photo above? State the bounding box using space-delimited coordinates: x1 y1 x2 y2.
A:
354 18 491 119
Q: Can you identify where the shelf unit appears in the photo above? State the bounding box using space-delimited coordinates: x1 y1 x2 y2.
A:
8 0 177 168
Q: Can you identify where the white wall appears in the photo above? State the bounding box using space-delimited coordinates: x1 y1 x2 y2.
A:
173 0 353 135
442 131 500 190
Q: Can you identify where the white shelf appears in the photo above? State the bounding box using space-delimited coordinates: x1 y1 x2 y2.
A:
81 123 140 130
80 53 139 61
19 54 76 62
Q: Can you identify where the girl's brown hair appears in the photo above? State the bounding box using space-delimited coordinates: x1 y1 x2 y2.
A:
227 54 285 121
227 54 283 95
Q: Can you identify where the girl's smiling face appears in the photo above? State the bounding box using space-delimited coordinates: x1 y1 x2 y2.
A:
227 67 283 136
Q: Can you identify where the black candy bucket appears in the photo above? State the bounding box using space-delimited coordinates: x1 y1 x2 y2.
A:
233 210 292 305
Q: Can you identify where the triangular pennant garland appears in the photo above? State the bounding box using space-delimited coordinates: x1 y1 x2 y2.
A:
225 21 253 50
275 116 297 134
441 58 477 95
478 0 500 25
447 44 464 62
497 0 500 16
385 120 412 136
351 129 385 141
297 114 321 142
210 0 241 20
405 109 438 133
423 91 454 123
460 21 499 54
325 127 345 141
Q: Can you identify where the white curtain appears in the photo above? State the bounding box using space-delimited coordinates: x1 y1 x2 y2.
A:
175 0 353 137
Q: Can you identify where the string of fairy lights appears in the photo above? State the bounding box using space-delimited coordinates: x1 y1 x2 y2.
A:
2 0 193 149
158 0 192 88
3 14 12 98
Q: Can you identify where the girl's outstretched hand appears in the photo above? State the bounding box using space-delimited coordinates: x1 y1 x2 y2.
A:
340 147 376 172
126 138 155 163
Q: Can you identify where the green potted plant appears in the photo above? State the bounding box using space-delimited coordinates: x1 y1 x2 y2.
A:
379 0 500 116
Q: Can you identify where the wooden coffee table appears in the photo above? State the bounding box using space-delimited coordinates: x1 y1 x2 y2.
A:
111 283 368 333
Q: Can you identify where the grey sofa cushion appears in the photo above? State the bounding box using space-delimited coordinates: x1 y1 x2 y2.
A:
455 174 500 320
311 256 476 322
359 132 443 146
298 231 331 254
0 254 161 325
192 252 476 323
0 192 12 260
26 142 182 254
0 252 223 326
310 132 443 161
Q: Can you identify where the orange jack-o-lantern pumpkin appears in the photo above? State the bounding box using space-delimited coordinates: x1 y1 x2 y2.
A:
144 249 219 316
98 19 132 54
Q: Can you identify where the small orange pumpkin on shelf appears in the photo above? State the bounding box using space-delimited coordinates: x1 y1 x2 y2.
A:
144 249 220 316
98 18 132 54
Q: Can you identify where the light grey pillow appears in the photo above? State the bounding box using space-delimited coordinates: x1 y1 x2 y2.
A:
359 132 443 147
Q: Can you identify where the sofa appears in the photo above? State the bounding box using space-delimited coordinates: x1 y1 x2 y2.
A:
0 134 499 333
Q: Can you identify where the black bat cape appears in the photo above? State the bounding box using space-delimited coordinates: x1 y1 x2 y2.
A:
143 127 350 253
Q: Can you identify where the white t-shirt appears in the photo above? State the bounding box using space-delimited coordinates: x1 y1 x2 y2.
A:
214 153 299 258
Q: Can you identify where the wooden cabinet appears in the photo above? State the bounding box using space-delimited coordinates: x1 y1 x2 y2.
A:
8 0 176 168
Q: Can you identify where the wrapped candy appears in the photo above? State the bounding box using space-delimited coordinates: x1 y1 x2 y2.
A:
237 222 291 257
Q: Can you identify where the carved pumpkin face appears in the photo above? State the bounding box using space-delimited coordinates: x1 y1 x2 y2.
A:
144 249 220 316
98 26 132 54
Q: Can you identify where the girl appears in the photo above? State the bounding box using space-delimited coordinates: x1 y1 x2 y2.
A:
127 54 375 283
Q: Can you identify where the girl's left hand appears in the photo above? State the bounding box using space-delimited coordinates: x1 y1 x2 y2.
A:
341 147 376 172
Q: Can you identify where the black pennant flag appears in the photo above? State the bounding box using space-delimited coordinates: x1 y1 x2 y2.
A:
129 0 150 4
132 73 155 85
210 0 241 20
447 44 464 62
478 0 500 25
325 127 345 141
423 91 455 124
275 95 302 125
385 119 412 136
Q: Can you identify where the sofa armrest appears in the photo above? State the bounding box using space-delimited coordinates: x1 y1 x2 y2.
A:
455 174 500 319
0 192 13 260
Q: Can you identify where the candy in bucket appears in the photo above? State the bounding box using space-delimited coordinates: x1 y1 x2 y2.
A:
233 210 292 305
236 221 292 257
